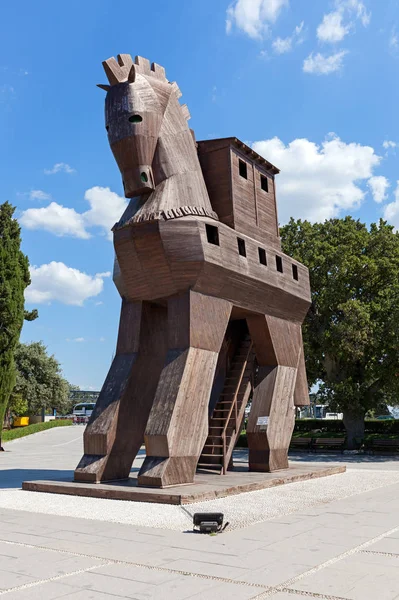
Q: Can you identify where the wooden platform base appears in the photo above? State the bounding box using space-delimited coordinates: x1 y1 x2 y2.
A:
22 464 345 505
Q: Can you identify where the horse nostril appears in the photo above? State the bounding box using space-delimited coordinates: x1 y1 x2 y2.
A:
106 125 109 131
140 172 148 183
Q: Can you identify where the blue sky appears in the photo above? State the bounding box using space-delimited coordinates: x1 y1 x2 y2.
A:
1 0 398 389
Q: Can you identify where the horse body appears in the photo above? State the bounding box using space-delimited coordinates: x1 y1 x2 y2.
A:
74 54 311 488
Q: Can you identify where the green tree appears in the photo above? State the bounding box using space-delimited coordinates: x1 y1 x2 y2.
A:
13 342 70 416
8 394 28 417
66 384 81 415
281 217 399 447
0 202 32 449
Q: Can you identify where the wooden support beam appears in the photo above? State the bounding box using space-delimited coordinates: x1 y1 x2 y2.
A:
246 314 301 472
138 291 232 487
74 300 168 483
294 336 310 407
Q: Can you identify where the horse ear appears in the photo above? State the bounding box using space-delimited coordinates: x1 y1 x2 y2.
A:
97 84 111 91
128 64 136 83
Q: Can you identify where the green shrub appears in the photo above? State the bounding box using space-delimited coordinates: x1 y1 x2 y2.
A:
236 431 248 448
294 419 345 433
2 419 72 443
294 419 399 435
363 420 399 434
235 418 399 451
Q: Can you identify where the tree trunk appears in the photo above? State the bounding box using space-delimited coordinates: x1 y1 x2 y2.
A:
343 410 365 449
4 409 11 430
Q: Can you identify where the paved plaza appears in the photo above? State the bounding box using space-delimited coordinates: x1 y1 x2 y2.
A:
1 427 399 599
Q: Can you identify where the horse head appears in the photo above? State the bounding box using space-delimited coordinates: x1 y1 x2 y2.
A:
99 54 174 198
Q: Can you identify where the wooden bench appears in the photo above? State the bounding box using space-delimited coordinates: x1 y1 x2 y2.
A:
312 438 345 453
370 439 399 454
290 437 312 451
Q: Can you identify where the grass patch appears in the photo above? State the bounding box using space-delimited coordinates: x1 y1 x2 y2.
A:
2 419 73 443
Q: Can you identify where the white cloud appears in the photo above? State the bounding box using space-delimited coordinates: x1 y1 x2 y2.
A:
252 134 381 223
316 1 370 44
389 30 398 51
272 36 292 54
383 140 397 157
82 187 128 240
226 0 289 39
44 162 75 175
368 176 390 203
66 337 85 343
383 182 399 228
258 49 270 60
29 190 51 201
20 186 128 241
317 11 350 43
383 140 397 150
272 21 304 55
20 202 90 239
303 50 348 75
99 337 106 342
347 0 370 27
25 262 111 306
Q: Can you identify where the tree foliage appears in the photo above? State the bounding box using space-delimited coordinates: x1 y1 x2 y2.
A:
281 217 399 446
8 393 28 417
13 342 70 416
0 202 31 447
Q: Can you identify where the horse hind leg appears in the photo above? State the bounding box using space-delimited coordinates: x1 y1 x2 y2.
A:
246 314 302 472
138 291 232 488
74 300 168 483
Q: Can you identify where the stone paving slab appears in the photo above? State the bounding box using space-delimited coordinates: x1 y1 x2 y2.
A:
0 581 81 600
2 427 399 599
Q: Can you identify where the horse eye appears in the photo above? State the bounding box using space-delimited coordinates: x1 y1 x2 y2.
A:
128 115 143 123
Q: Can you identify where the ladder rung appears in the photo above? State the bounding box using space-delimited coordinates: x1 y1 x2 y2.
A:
203 444 224 448
200 453 223 457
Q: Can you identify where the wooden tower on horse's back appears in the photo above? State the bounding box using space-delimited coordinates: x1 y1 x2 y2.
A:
74 54 311 488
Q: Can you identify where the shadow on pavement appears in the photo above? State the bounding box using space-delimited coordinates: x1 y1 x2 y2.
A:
0 469 74 489
232 447 399 465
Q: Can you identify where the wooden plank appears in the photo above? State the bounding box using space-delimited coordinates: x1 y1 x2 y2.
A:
294 338 310 407
74 302 168 483
24 464 346 504
138 292 232 487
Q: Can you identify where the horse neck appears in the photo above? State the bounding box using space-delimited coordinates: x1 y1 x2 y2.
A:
118 88 216 226
148 94 214 215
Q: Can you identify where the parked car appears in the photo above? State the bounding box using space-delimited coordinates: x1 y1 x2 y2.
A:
375 415 394 420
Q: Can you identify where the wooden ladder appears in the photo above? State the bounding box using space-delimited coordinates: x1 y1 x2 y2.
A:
197 335 255 474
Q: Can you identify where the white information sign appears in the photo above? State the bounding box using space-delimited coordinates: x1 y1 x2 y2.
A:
256 416 269 426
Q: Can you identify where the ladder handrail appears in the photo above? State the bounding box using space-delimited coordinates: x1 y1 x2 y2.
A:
222 341 253 474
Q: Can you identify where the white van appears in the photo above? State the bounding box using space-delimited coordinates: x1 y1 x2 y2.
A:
325 412 343 420
72 402 96 418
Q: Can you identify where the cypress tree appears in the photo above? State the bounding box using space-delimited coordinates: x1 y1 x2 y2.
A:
0 202 31 450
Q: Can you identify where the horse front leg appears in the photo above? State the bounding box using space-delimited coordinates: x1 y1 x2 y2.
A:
74 300 168 483
138 291 232 488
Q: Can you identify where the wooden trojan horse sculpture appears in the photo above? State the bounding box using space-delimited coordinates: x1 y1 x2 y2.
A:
74 54 311 488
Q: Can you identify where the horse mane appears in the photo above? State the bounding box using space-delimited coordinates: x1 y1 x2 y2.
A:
99 54 190 122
